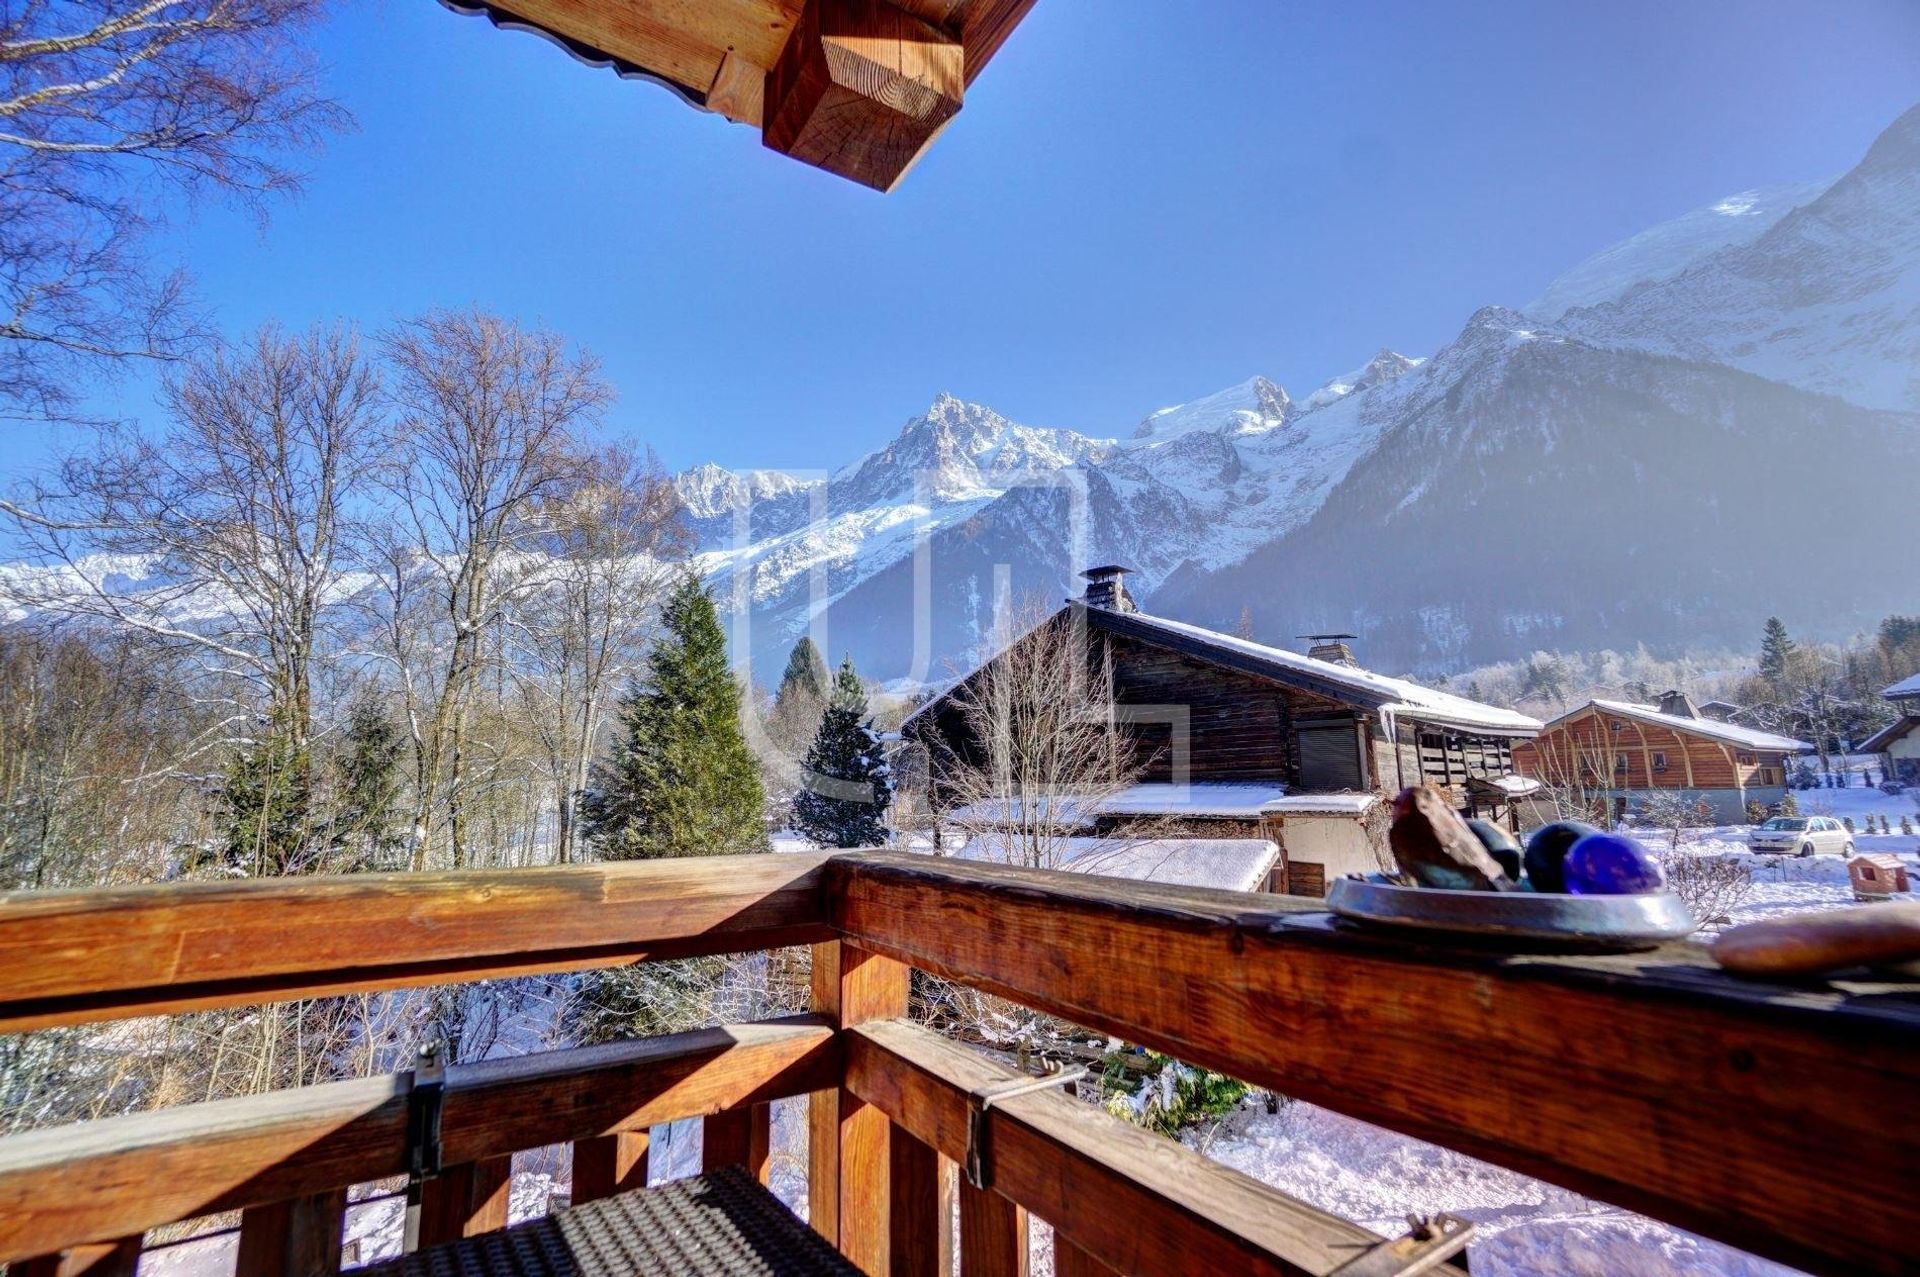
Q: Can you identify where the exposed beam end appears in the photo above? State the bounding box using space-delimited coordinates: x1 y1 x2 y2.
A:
764 0 964 191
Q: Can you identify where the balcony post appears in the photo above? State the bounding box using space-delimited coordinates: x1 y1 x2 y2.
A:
809 940 909 1270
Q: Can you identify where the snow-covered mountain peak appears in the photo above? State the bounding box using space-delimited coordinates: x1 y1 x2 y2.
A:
831 394 1110 509
674 462 819 519
1126 375 1291 447
1300 349 1425 412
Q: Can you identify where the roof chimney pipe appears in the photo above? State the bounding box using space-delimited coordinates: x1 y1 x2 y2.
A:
1658 689 1699 719
1302 633 1359 666
1081 565 1136 613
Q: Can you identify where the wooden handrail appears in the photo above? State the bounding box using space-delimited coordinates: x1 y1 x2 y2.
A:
828 852 1920 1277
0 854 835 1032
846 1018 1457 1277
0 1015 836 1262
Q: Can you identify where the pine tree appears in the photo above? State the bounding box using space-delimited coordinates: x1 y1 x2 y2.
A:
582 573 767 859
331 700 406 870
1759 617 1797 689
216 709 314 876
792 657 892 848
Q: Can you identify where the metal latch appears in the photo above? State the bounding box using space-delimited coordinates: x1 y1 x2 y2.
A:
963 1064 1087 1191
402 1041 447 1254
1326 1213 1474 1277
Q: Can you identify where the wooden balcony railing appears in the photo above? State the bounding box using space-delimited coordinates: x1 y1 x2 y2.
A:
1 851 1916 1277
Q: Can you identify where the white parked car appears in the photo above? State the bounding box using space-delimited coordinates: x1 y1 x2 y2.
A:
1747 816 1853 857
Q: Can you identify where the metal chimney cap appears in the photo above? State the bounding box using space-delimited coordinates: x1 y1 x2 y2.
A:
1081 564 1135 579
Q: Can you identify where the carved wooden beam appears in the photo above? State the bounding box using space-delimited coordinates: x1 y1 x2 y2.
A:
763 0 965 191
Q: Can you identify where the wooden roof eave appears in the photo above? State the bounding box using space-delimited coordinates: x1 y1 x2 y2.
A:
443 0 1042 190
1074 604 1537 740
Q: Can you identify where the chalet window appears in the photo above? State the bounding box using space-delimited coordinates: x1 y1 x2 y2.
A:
1652 752 1668 772
1738 752 1756 765
1615 753 1629 772
1609 720 1624 732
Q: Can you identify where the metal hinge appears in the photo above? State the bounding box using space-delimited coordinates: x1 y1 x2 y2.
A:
963 1063 1087 1191
402 1041 447 1254
1326 1213 1474 1277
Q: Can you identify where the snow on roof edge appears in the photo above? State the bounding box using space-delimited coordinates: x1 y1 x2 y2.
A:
1583 699 1811 752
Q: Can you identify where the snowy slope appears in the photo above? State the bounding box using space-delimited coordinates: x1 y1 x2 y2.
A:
1527 178 1834 319
1553 104 1920 411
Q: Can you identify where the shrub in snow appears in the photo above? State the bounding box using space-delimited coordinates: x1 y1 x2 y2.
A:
1844 817 1856 834
1744 799 1770 825
1658 850 1753 930
1902 816 1914 837
1100 1049 1248 1137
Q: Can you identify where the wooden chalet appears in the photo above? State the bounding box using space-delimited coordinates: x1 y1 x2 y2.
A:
441 0 1040 191
907 567 1542 894
1513 692 1810 824
1860 672 1920 785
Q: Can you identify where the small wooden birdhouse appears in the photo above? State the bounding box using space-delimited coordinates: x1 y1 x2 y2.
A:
1849 853 1910 902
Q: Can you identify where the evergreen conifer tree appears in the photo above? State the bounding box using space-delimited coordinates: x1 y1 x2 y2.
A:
1759 617 1797 689
217 709 313 875
331 700 406 870
582 573 766 859
768 636 831 760
792 657 892 848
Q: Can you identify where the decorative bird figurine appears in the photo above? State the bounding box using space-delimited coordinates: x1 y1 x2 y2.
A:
1389 785 1521 891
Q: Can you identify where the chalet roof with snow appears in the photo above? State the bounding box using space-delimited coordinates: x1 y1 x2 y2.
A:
1075 605 1541 736
1884 673 1920 700
1576 699 1810 753
952 836 1281 893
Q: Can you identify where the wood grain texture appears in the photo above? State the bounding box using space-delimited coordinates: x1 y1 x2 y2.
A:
0 854 834 1031
570 1130 649 1205
417 1157 511 1245
888 1126 949 1277
235 1189 345 1277
0 1015 834 1263
829 852 1920 1277
706 50 768 124
472 0 797 98
8 1238 141 1277
958 1180 1027 1277
1054 1237 1114 1277
704 1107 753 1173
810 941 911 1270
764 0 963 191
847 1019 1410 1277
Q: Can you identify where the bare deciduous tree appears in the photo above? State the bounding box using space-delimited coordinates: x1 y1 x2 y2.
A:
932 596 1144 869
1 323 381 746
511 443 688 862
380 308 610 867
0 0 345 419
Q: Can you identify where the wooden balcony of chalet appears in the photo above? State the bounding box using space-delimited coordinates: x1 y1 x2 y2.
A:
1 851 1916 1276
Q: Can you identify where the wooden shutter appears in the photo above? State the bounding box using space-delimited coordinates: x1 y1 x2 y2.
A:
1297 723 1363 791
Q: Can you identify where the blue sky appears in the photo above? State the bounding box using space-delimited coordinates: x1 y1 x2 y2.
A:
12 0 1920 478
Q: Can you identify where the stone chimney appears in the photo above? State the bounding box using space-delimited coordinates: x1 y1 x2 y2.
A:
1657 689 1699 719
1080 565 1136 613
1303 633 1359 666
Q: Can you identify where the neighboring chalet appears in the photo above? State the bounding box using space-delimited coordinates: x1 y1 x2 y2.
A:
906 566 1542 895
1513 691 1809 824
1860 672 1920 785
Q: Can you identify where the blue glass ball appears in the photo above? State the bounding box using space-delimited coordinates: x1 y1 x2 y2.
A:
1564 832 1666 895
